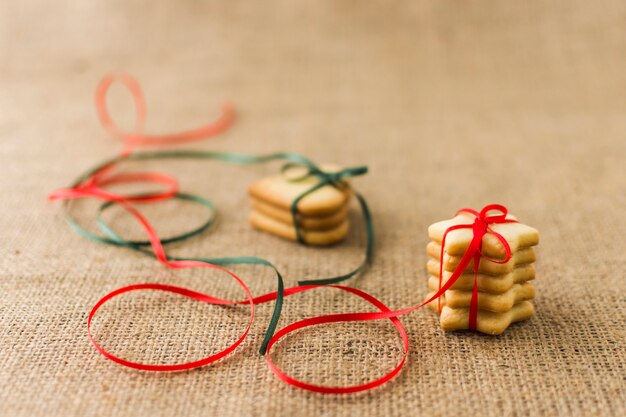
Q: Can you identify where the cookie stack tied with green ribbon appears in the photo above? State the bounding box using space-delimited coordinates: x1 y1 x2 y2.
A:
248 165 352 245
425 213 540 335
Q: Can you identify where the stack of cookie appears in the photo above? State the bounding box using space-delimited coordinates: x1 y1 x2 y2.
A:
247 165 351 246
425 213 540 335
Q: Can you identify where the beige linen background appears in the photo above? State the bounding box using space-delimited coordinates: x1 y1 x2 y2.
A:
1 1 625 416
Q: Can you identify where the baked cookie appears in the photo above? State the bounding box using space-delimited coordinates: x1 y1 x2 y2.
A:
426 261 535 294
250 197 348 231
426 282 536 313
428 212 539 260
247 164 351 216
249 210 349 246
427 241 536 275
437 301 535 335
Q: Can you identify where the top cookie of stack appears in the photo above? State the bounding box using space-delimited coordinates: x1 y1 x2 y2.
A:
425 212 540 335
248 165 351 245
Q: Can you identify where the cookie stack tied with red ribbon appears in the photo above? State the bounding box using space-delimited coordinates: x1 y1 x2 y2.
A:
248 165 352 245
425 205 540 335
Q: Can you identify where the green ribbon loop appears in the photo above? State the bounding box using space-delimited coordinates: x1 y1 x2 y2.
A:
63 150 374 355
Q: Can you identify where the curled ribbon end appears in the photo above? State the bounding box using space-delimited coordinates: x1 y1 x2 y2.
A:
48 189 68 202
94 73 235 151
350 166 368 176
221 102 236 119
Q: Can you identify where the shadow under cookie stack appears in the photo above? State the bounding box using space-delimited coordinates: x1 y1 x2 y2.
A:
426 212 540 335
248 165 352 246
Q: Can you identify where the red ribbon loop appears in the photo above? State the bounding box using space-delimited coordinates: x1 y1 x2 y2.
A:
88 281 255 372
263 285 409 394
95 73 234 153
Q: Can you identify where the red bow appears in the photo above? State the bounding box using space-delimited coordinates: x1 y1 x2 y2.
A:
437 204 518 330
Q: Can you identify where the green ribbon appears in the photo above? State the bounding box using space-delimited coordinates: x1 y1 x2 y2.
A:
65 192 217 247
64 150 373 354
283 163 373 285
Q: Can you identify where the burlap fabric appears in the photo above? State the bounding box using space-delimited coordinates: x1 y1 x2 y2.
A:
1 1 624 416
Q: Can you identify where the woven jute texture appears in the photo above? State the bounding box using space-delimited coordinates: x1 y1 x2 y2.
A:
1 1 625 416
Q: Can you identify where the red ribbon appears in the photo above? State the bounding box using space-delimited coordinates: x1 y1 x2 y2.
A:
51 73 521 394
95 73 234 155
86 282 409 393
